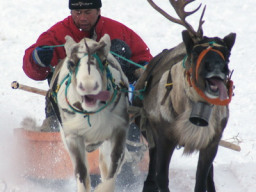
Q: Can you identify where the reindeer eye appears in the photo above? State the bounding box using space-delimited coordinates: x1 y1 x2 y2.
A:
68 60 76 71
68 60 75 67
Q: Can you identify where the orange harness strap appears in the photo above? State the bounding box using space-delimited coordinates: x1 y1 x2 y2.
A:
196 47 225 81
187 47 233 106
191 79 233 106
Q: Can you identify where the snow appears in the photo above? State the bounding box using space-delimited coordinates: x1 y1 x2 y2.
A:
0 0 256 191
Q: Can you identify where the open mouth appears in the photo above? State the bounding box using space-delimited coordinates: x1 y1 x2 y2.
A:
206 77 228 100
82 91 110 107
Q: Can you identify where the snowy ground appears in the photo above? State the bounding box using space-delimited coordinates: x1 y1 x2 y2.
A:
1 0 256 191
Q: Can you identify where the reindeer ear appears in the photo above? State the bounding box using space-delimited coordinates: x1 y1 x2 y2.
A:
182 30 195 55
64 35 77 58
223 33 236 51
98 34 111 57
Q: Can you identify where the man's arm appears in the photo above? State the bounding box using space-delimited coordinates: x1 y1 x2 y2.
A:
23 42 52 80
23 24 67 81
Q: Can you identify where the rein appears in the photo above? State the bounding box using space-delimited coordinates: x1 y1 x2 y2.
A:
184 42 234 106
110 51 145 70
42 44 145 70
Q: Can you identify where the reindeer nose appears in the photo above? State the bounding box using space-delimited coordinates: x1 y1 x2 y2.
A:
79 81 99 93
204 52 228 73
206 60 227 74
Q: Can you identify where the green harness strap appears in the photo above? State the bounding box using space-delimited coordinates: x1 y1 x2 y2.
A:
51 53 124 126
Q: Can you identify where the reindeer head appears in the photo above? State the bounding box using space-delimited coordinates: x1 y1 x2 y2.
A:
148 0 236 105
183 31 236 105
64 34 112 111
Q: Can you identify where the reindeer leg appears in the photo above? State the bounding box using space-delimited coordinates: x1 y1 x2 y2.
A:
195 141 219 192
207 165 215 191
155 132 175 192
143 123 175 192
142 146 158 192
109 129 126 178
65 135 90 192
95 129 126 192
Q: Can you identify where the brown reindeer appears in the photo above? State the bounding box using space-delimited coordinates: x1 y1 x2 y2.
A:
133 0 236 192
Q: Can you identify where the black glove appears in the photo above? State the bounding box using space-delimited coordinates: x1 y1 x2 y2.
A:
32 46 54 67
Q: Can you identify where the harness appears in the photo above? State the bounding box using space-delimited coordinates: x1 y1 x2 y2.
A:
50 53 128 126
185 42 234 106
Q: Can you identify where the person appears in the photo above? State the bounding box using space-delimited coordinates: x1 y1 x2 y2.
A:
23 0 152 82
23 0 152 185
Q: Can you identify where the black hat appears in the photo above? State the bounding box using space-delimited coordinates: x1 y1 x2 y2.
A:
69 0 102 10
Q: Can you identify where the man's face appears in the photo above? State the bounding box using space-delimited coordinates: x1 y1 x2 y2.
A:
71 9 100 31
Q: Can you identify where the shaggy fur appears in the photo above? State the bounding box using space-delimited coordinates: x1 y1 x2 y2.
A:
55 34 129 192
134 31 236 192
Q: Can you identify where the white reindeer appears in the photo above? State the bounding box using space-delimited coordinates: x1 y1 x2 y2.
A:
54 34 129 192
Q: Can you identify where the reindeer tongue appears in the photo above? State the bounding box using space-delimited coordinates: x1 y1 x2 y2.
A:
209 79 228 101
87 91 110 102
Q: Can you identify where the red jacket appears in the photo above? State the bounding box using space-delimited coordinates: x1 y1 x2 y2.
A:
23 16 153 80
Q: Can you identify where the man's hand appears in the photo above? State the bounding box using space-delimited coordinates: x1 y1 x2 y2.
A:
32 46 54 67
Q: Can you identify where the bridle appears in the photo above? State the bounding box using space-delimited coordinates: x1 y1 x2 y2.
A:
54 53 124 117
185 42 234 106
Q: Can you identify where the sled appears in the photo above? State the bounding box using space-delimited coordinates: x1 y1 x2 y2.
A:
14 127 149 180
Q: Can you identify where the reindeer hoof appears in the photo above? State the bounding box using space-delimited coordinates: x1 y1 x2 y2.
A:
94 178 115 192
142 180 159 192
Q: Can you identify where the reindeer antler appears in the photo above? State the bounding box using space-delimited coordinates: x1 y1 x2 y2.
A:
84 39 92 74
147 0 206 41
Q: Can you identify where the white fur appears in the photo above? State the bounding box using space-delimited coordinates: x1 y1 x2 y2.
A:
94 178 115 192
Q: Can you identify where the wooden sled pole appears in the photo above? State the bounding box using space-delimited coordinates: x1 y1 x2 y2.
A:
219 140 241 152
11 81 47 96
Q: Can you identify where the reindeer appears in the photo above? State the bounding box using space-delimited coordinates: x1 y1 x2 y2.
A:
53 34 129 192
133 0 236 191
